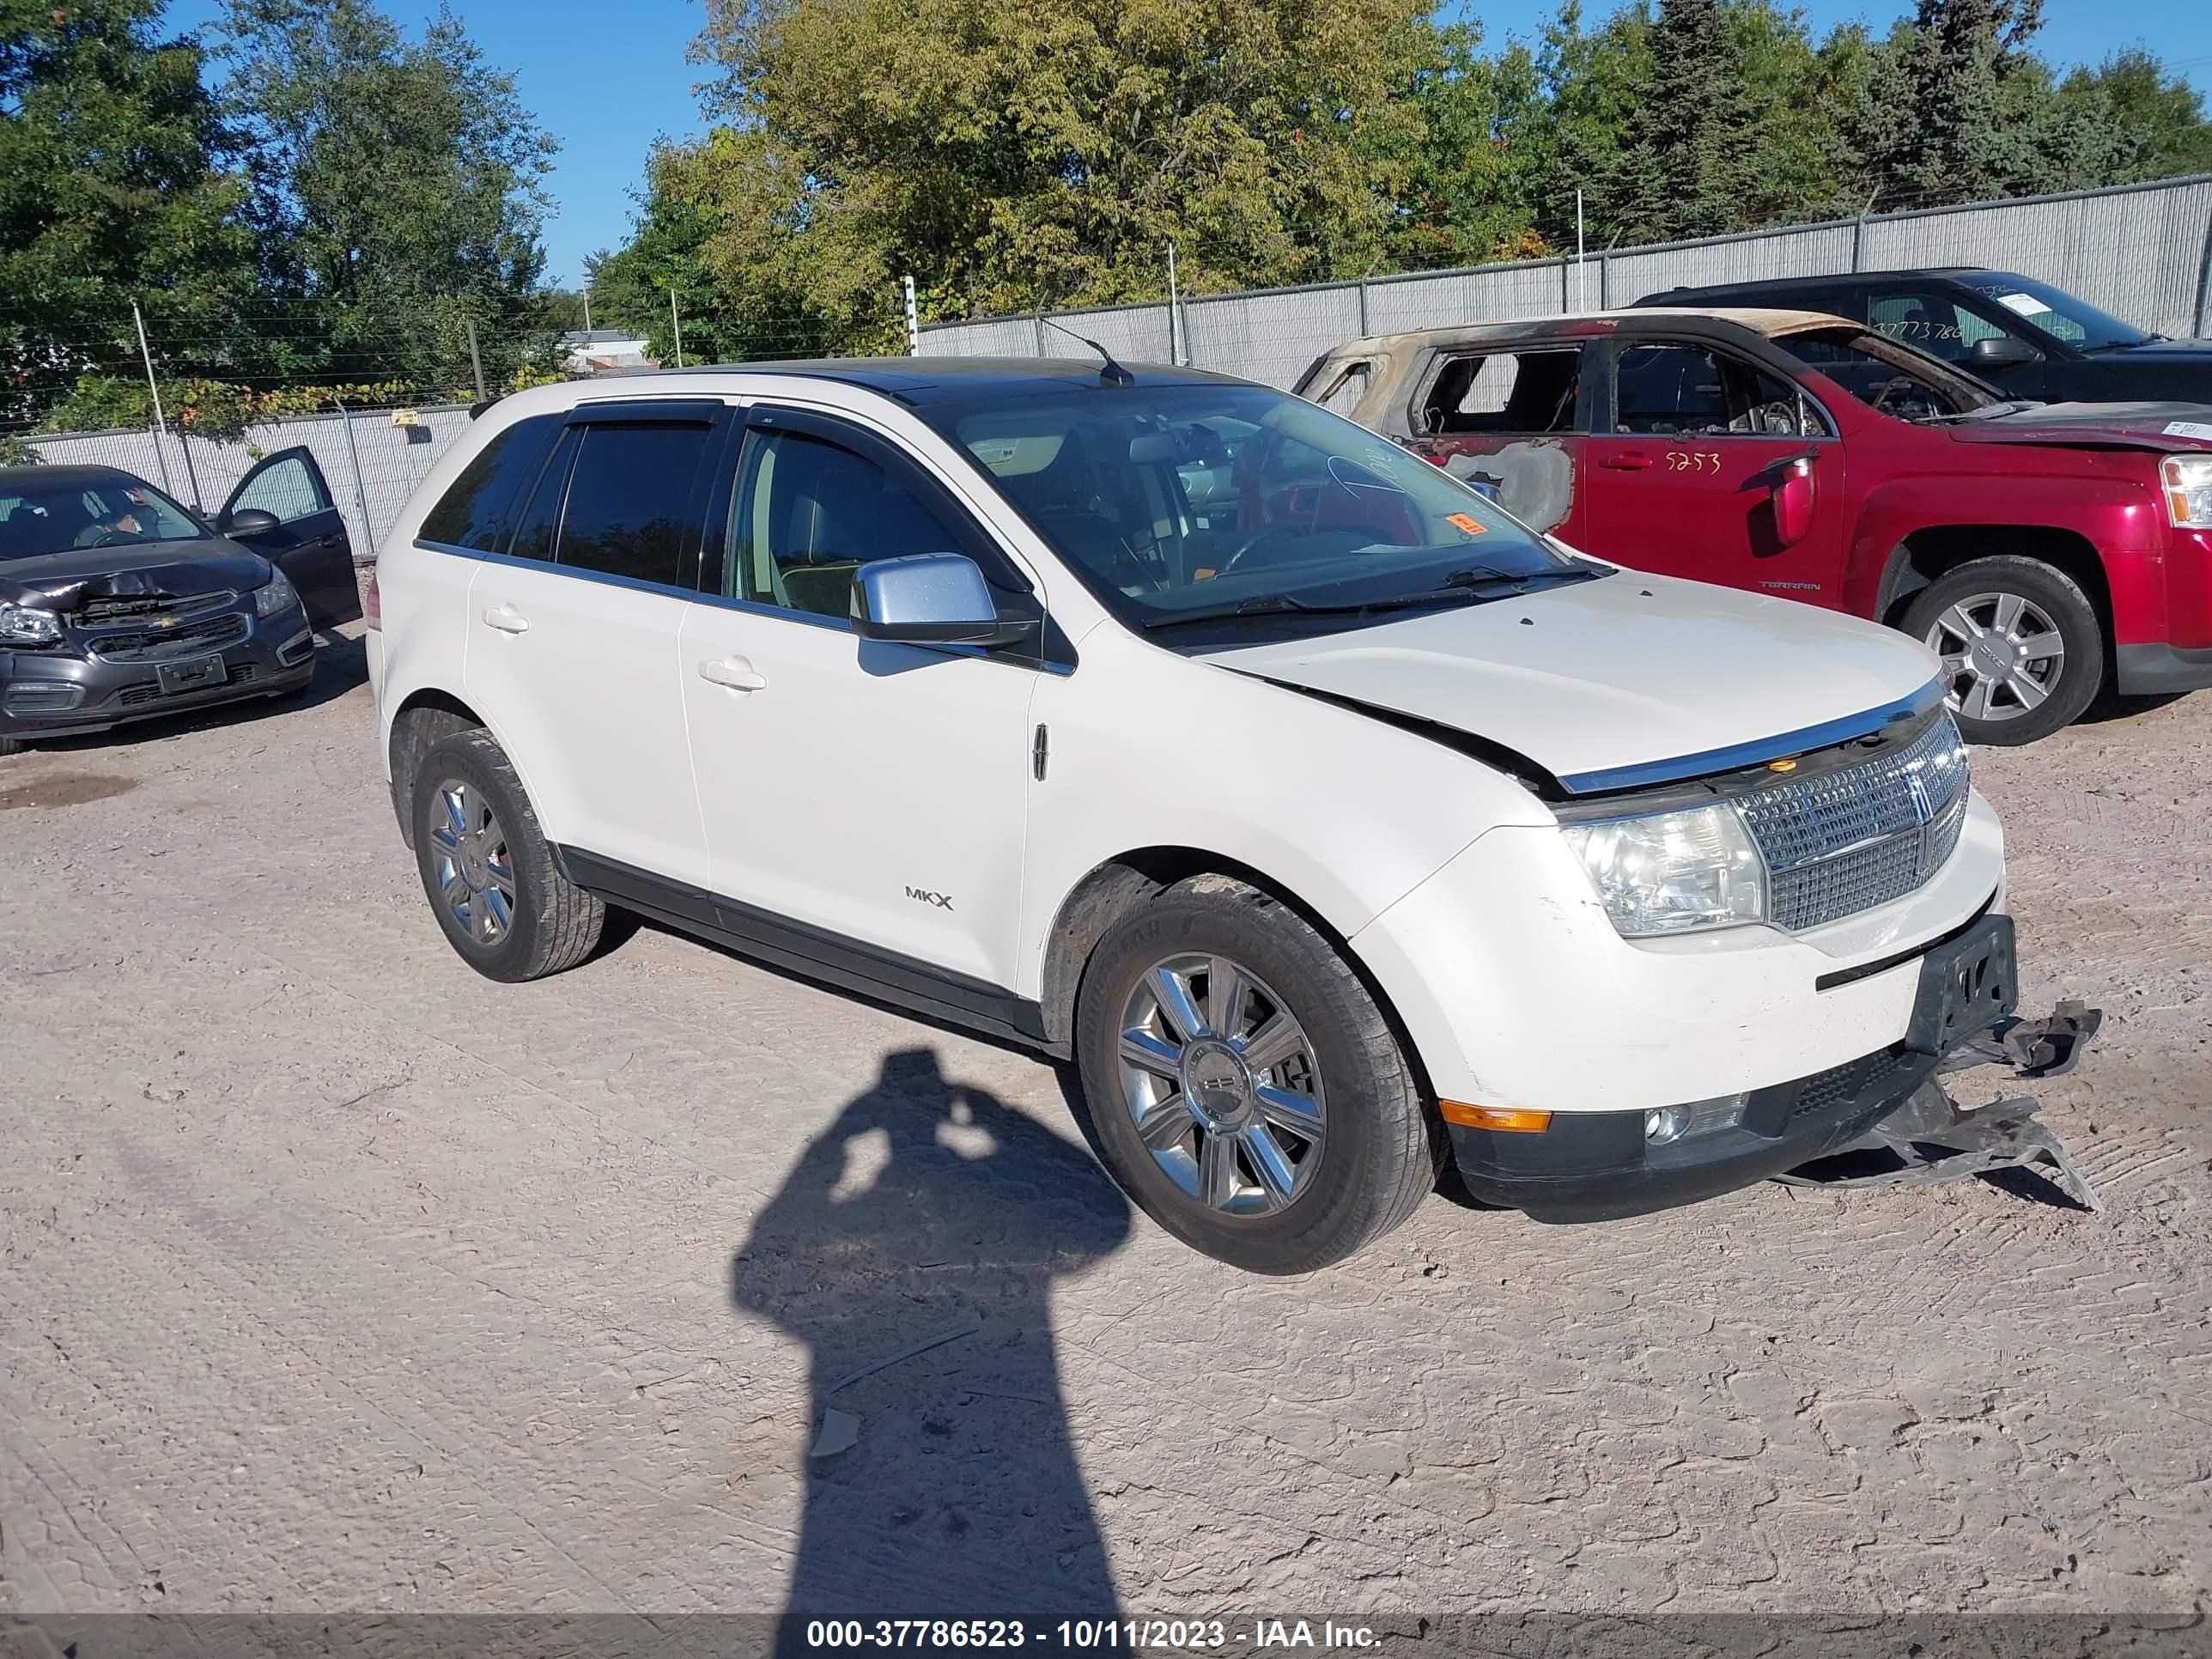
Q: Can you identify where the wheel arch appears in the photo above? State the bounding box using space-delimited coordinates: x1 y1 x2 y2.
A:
1874 524 2114 652
386 687 490 848
1035 847 1437 1104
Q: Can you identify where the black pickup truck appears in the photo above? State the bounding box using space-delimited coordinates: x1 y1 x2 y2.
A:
1636 269 2212 406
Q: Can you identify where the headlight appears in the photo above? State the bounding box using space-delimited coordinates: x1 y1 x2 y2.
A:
0 600 63 645
1559 802 1766 937
254 568 300 617
2164 453 2212 528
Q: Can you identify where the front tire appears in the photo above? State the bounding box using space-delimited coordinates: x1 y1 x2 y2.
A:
1903 556 2103 745
410 729 605 981
1074 875 1439 1274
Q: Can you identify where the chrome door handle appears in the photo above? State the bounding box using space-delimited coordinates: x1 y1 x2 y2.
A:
481 604 530 634
697 656 767 692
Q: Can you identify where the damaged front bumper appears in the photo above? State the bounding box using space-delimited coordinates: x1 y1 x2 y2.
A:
1449 914 2104 1222
0 606 314 741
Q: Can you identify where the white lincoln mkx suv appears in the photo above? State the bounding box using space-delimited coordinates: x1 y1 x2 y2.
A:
368 357 2089 1272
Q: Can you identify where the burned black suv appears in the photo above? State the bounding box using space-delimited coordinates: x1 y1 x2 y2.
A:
0 455 358 755
1637 269 2212 407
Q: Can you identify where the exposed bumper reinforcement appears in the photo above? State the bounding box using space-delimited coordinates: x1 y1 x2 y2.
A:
1776 1000 2105 1210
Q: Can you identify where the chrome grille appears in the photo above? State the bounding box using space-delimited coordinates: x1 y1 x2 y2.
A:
1736 714 1971 932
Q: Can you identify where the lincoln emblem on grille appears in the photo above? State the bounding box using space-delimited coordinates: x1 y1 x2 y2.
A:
1904 761 1937 825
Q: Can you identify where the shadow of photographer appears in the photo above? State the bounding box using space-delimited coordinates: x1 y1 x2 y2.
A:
732 1048 1132 1619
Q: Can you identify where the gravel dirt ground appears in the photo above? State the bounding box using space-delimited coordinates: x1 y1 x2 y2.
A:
1 626 2208 1621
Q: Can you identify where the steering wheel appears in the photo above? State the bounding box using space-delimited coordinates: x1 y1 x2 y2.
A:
1219 520 1329 577
1868 378 1917 416
1751 399 1799 435
88 528 134 547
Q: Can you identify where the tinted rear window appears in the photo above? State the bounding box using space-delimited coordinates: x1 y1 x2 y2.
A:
420 415 560 550
555 423 716 587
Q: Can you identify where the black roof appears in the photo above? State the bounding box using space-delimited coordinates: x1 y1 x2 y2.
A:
641 356 1240 405
1642 268 2007 301
0 461 159 489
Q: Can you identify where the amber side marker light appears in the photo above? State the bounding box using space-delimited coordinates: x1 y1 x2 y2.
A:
1439 1102 1552 1133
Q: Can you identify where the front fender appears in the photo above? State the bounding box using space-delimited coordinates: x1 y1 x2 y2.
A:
1015 630 1555 1001
1841 469 2160 624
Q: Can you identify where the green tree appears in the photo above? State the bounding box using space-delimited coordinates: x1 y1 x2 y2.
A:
1846 0 2057 210
1376 23 1554 270
582 144 762 362
682 0 1434 342
0 0 258 424
216 0 558 388
2056 50 2212 182
1586 0 1758 243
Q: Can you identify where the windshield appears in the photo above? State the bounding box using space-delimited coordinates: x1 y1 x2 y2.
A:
921 381 1583 631
1778 326 2001 422
1957 275 2154 351
0 475 204 563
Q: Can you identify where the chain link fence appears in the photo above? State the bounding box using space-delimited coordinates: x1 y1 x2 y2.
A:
19 403 477 569
921 173 2212 388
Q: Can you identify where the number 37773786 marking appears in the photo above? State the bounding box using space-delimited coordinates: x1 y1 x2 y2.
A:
1665 450 1724 473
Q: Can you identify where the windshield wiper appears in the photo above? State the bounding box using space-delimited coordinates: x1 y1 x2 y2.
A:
1926 400 2045 423
1145 592 1420 629
1144 566 1597 630
1435 563 1598 592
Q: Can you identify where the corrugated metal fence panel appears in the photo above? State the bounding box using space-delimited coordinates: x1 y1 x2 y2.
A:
28 404 475 562
1364 262 1569 337
917 175 2212 386
1051 305 1175 366
1603 222 1859 307
1185 286 1364 386
1860 180 2212 337
926 316 1039 356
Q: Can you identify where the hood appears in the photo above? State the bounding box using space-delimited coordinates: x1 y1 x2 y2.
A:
2097 337 2212 364
1947 400 2212 453
0 540 273 611
1197 571 1939 794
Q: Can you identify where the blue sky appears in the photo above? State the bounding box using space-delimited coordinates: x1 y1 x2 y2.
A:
171 0 2212 289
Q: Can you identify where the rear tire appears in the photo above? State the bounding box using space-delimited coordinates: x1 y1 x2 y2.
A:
1074 875 1439 1274
1902 556 2102 745
411 729 605 981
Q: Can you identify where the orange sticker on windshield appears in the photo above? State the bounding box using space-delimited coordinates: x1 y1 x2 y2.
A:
1446 513 1486 536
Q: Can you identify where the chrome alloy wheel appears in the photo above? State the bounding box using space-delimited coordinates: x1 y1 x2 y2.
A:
1116 953 1327 1216
427 777 516 945
1925 590 2066 725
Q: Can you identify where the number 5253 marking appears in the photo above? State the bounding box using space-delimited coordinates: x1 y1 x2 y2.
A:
1665 451 1723 472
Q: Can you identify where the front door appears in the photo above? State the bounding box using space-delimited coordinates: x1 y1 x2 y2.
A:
1582 338 1848 605
218 447 362 625
680 410 1038 993
463 402 731 888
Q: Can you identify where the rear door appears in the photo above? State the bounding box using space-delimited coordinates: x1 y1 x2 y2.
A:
218 447 362 625
463 399 734 888
1581 337 1848 604
1401 345 1595 542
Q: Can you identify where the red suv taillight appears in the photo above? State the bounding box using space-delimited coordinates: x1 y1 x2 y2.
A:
362 562 381 630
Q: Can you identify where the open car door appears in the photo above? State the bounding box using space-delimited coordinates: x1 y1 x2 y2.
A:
216 446 362 627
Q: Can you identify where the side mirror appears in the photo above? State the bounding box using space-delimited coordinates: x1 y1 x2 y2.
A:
850 553 1030 647
222 507 281 538
1772 455 1816 548
1969 335 2041 369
